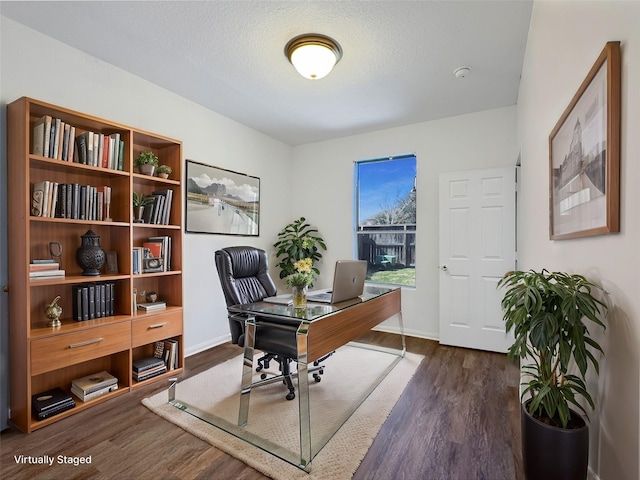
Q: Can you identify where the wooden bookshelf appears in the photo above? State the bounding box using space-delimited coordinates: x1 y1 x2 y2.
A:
7 97 184 432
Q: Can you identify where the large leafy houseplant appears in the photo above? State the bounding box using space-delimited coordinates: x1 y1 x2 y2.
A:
273 217 327 279
498 269 607 428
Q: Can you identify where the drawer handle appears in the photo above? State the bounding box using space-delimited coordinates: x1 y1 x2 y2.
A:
68 338 104 349
148 322 169 329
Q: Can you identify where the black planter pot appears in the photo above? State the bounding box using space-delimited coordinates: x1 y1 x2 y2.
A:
521 401 589 480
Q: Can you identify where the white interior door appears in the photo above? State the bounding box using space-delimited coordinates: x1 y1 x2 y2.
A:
438 167 516 353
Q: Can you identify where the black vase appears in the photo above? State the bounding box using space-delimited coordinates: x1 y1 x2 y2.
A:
76 229 106 276
521 401 589 480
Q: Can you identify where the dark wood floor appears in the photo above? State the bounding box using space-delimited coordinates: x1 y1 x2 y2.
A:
1 333 523 480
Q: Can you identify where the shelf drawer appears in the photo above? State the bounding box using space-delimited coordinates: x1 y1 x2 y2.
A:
31 321 131 376
132 310 182 347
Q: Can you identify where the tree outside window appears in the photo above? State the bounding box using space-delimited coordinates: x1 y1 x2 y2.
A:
355 155 416 287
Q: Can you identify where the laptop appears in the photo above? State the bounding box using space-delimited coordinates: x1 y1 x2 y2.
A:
307 260 367 304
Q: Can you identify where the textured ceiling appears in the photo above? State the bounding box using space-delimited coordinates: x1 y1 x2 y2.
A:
1 1 533 146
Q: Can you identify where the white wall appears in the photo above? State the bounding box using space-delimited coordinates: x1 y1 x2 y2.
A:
290 106 518 338
517 2 640 479
0 17 293 364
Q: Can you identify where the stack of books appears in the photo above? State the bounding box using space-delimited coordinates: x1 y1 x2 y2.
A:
71 371 118 402
29 260 64 279
132 357 167 383
32 387 76 420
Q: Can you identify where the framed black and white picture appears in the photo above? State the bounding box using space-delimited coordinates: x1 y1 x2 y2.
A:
185 160 260 236
549 41 621 240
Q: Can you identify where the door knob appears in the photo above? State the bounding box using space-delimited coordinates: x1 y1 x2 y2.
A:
440 265 448 271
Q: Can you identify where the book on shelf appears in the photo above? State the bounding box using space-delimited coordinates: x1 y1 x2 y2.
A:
49 182 58 218
164 339 179 370
132 247 143 275
32 115 52 157
96 185 112 221
71 383 118 402
52 118 61 160
67 125 76 163
137 301 166 312
71 371 118 395
117 140 124 170
29 262 59 272
133 365 167 382
133 356 166 373
32 387 76 420
29 269 65 278
109 133 120 170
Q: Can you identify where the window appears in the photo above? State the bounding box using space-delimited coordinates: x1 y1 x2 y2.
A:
354 154 416 287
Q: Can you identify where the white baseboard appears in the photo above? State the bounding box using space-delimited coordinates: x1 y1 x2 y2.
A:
185 333 230 357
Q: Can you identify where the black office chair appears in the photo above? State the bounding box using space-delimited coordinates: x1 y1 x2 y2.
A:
215 246 324 400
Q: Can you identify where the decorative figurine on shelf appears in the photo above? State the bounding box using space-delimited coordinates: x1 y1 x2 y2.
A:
49 241 62 266
45 295 63 327
146 291 158 302
76 229 106 276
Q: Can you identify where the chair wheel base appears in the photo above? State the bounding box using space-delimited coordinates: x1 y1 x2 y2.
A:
286 392 295 401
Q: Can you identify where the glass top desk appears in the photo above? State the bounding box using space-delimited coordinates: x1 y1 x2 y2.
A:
169 285 405 471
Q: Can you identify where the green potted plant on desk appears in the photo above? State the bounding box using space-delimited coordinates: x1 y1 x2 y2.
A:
274 217 327 279
134 151 159 176
498 269 607 480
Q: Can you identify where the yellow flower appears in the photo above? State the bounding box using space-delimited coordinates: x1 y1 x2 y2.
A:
294 258 313 274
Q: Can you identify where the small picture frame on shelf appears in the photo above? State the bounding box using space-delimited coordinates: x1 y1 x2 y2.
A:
105 251 119 274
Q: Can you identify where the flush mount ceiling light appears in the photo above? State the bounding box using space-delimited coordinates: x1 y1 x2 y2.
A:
285 34 343 80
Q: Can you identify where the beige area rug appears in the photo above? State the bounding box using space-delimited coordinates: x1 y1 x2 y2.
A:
143 344 423 479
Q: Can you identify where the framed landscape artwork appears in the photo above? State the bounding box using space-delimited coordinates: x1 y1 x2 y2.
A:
549 41 621 240
185 160 260 236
